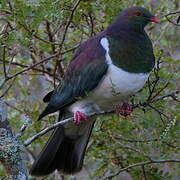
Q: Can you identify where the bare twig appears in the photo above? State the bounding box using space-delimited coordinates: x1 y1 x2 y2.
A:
53 0 82 86
88 11 96 37
23 117 73 146
148 104 169 120
147 59 161 101
7 53 59 80
106 132 180 150
165 10 180 26
110 135 156 143
0 60 60 80
16 115 31 138
2 45 8 79
0 78 16 98
101 159 180 180
7 0 13 12
24 90 179 146
149 82 169 100
0 53 59 91
164 142 180 150
108 130 152 161
4 101 25 114
142 165 148 180
46 20 56 52
134 90 180 109
18 22 61 45
59 0 82 48
24 110 110 146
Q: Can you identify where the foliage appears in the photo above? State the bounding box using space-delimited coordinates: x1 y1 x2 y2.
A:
0 0 179 179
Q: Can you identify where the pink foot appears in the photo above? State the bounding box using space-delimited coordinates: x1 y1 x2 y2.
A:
73 111 88 125
116 103 133 117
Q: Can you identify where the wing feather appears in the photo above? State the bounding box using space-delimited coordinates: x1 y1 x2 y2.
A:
39 33 108 120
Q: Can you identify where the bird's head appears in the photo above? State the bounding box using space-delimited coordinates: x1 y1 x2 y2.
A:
112 7 160 31
125 7 159 24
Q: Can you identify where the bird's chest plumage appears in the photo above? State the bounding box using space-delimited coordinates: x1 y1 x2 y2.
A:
95 37 149 99
93 64 149 100
68 37 149 114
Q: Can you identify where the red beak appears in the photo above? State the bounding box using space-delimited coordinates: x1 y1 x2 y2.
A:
150 17 160 23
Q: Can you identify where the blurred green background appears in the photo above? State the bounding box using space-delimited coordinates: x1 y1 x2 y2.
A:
0 0 179 179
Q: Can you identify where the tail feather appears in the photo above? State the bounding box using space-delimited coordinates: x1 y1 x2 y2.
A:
30 126 64 176
30 121 95 176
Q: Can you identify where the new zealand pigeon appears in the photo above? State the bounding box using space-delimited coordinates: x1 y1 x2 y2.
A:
30 7 160 176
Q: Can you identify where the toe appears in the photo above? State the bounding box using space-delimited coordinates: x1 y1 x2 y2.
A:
73 111 88 125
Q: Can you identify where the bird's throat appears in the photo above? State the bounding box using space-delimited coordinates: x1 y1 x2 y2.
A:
102 33 155 73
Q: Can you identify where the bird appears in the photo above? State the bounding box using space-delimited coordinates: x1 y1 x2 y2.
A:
30 6 160 176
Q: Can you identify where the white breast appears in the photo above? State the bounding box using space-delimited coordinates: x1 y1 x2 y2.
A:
68 37 149 114
96 37 149 96
94 63 149 98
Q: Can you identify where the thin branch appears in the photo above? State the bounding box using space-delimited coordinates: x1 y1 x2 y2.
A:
111 135 156 143
102 159 180 179
88 11 96 37
149 82 169 100
53 0 82 86
0 78 16 98
108 132 180 150
7 53 59 80
134 90 180 109
59 0 82 48
142 165 148 180
18 22 61 45
16 115 31 138
0 60 60 80
147 104 168 121
108 130 152 161
147 59 161 101
0 53 59 90
24 90 179 146
23 117 73 146
165 10 180 26
164 142 180 150
24 110 110 146
7 53 16 74
46 20 56 53
61 43 80 55
2 45 8 79
7 0 13 12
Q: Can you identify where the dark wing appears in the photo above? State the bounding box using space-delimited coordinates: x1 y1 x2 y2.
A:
43 91 54 103
38 33 108 120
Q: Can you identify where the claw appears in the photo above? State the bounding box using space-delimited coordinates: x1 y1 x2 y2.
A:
116 103 133 117
73 111 88 125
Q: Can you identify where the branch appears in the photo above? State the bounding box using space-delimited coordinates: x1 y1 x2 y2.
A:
101 159 180 180
24 110 111 146
0 100 28 179
53 0 82 85
165 10 180 26
24 90 179 146
1 53 59 84
18 22 61 45
0 78 16 98
0 60 60 80
2 45 8 79
60 0 82 48
134 90 180 109
142 165 148 180
108 130 152 161
107 132 180 150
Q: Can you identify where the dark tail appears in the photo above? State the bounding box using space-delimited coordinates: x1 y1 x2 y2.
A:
30 121 95 176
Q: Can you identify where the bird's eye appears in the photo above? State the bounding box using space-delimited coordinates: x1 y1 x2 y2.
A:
135 12 141 16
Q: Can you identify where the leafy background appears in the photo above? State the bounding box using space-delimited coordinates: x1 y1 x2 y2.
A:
0 0 179 179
